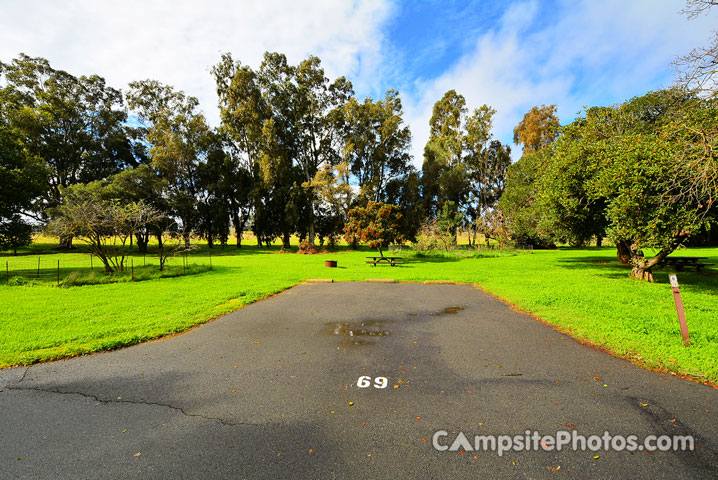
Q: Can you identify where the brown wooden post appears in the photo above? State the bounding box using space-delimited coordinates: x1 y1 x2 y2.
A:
669 274 690 347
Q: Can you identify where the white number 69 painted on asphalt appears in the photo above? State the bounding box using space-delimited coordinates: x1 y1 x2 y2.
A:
357 376 388 389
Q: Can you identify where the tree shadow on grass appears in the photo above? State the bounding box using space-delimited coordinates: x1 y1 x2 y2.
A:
402 254 461 264
555 253 718 295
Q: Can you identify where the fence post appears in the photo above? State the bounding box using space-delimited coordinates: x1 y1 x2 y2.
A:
57 260 60 286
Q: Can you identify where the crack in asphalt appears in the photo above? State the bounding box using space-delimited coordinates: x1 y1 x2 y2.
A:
16 367 30 385
7 385 247 428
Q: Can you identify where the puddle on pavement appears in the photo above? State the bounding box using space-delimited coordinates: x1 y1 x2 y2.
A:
442 306 465 314
322 320 389 346
430 305 466 315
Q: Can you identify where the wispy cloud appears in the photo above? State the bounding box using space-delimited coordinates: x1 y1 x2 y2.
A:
402 0 718 164
0 0 394 123
2 0 716 169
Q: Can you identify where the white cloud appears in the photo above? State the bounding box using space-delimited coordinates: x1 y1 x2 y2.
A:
3 0 717 169
0 0 394 124
402 0 718 166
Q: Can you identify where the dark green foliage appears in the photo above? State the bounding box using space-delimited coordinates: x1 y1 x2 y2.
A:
0 215 33 254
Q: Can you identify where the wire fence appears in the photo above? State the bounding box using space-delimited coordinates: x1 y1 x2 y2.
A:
1 251 213 286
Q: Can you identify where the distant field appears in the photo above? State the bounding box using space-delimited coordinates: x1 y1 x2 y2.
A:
1 240 717 385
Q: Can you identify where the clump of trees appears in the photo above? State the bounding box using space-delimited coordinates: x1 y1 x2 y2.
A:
3 2 716 286
421 90 512 247
499 91 717 281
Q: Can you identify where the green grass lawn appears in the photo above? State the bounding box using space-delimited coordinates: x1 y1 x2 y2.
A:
1 243 717 385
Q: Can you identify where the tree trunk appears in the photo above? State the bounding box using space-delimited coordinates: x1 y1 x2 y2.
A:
233 212 245 248
628 242 674 282
58 234 73 249
596 236 603 248
308 220 316 246
183 231 191 249
282 232 291 249
616 240 631 264
156 234 163 249
630 266 654 282
136 232 149 253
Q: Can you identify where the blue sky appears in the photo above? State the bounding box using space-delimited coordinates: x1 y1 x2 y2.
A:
1 0 717 164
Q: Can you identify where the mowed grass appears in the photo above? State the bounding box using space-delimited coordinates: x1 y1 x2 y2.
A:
1 243 717 385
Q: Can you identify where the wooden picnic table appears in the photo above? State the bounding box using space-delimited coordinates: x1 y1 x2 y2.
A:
660 256 712 271
366 256 403 267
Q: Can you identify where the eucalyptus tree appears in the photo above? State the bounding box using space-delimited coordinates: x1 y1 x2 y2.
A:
212 53 268 247
340 90 413 204
290 55 353 245
422 90 468 224
127 80 215 247
422 90 505 241
513 104 560 154
0 120 46 253
214 51 352 246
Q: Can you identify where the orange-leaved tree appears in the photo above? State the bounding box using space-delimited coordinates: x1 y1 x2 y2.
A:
344 202 403 257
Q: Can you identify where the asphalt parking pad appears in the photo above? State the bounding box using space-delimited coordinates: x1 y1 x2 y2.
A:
1 283 716 479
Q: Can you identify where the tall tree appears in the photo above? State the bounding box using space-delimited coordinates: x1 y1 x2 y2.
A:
0 54 137 247
341 90 413 204
513 104 560 154
214 52 352 247
423 90 503 241
290 55 353 245
422 90 470 229
0 120 46 253
212 53 268 247
127 80 214 248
